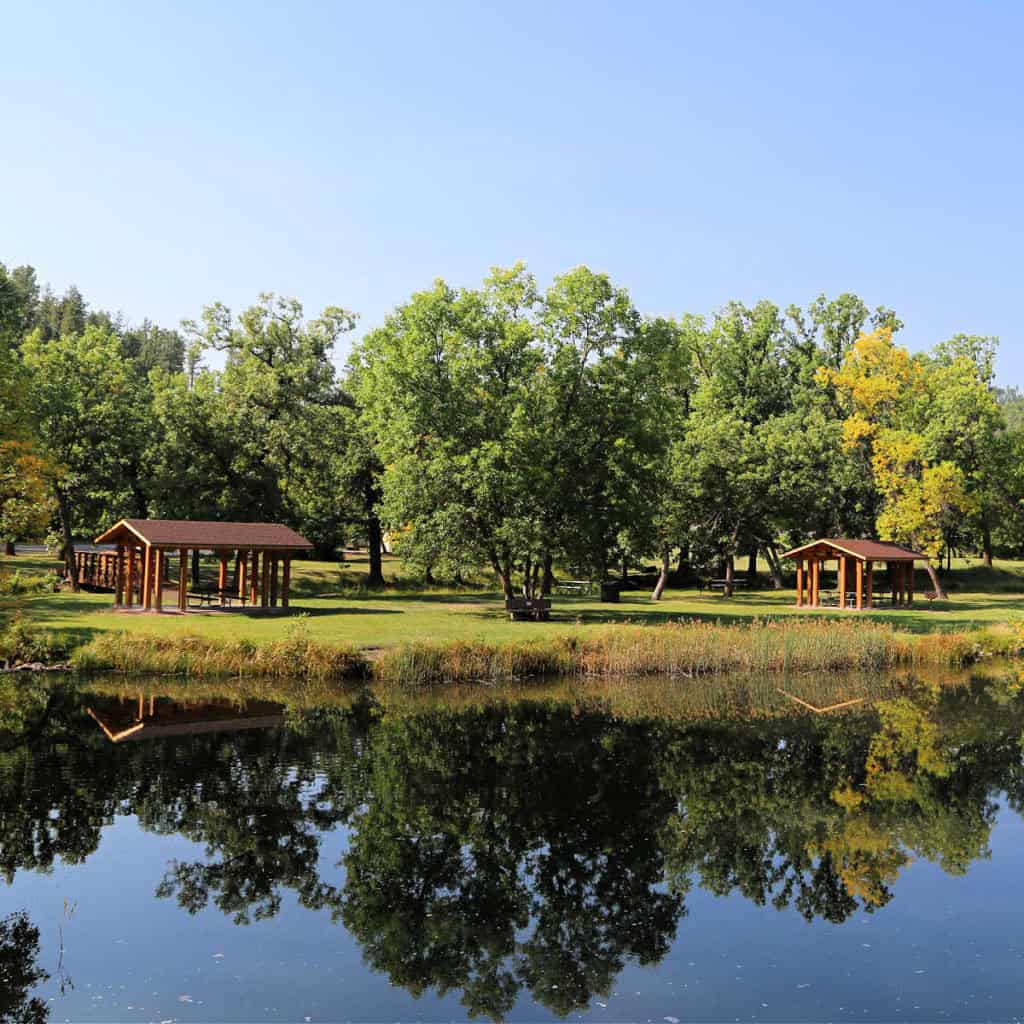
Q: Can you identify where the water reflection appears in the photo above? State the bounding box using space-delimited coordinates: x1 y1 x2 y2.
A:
2 672 1024 1019
0 911 49 1024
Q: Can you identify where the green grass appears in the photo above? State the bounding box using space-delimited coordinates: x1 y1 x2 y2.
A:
3 551 1024 660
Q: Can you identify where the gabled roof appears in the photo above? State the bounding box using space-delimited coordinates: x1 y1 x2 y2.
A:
94 518 312 550
781 538 929 562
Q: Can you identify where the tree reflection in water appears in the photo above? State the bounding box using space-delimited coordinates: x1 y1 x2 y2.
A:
2 674 1024 1018
0 911 49 1024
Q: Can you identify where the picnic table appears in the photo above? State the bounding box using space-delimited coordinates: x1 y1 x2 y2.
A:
186 583 249 609
554 579 593 596
705 575 749 594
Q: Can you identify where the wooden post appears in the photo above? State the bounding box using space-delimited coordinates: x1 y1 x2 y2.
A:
282 556 291 609
838 555 847 610
127 547 137 608
889 561 897 605
239 551 248 603
866 562 874 609
898 562 907 607
811 559 820 607
261 553 270 609
796 560 804 607
115 545 125 606
142 544 153 610
249 551 260 605
907 561 915 605
154 550 164 611
855 559 863 610
270 556 279 607
218 551 228 606
178 548 188 612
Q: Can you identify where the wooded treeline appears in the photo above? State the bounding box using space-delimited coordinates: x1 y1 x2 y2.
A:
2 258 1023 596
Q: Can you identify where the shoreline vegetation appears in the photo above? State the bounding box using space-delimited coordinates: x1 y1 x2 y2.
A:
51 618 1023 686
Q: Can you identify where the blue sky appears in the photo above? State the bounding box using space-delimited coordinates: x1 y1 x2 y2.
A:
3 1 1022 380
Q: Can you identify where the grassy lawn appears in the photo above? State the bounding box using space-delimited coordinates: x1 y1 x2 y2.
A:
3 550 1023 653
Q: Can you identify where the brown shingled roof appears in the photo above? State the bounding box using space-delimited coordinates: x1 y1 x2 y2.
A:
781 538 929 562
95 519 313 550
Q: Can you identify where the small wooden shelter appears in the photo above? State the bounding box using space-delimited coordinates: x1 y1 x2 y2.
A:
91 519 312 612
781 538 928 610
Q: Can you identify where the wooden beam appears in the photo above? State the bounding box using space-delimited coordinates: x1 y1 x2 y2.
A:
866 562 874 609
218 550 228 607
249 551 259 605
127 547 137 608
178 548 188 612
889 561 897 605
796 560 804 607
115 546 124 606
811 558 820 607
270 556 279 607
142 544 153 610
238 551 248 603
282 556 291 609
261 552 270 609
154 550 164 612
838 555 847 610
855 559 863 610
907 561 915 605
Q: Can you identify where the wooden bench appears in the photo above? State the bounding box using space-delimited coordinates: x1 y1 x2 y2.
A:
506 597 552 622
187 585 248 609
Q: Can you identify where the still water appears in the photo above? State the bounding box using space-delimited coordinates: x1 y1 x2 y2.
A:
2 671 1024 1022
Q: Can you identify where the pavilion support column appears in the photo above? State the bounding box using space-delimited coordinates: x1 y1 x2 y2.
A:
115 545 125 607
249 552 260 605
907 561 915 605
218 550 229 606
282 556 291 609
127 547 137 609
866 562 874 609
238 551 248 604
154 550 164 612
796 560 804 607
838 556 847 610
178 548 188 612
811 559 820 608
261 553 270 609
855 559 864 610
270 556 279 608
889 561 897 606
142 544 153 611
899 563 907 607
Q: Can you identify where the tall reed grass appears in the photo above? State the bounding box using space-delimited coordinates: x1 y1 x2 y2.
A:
74 629 369 682
71 617 1003 687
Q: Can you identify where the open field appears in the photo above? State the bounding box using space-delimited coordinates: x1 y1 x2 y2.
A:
3 551 1023 658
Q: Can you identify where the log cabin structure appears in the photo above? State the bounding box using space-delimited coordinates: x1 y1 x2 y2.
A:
91 519 312 612
781 538 928 610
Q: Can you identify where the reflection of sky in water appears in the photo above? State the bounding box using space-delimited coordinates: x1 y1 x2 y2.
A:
3 681 1024 1022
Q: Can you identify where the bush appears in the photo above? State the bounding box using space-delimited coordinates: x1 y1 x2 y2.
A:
0 617 65 667
0 570 59 596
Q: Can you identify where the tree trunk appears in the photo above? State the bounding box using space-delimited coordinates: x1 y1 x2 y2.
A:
765 543 784 590
724 554 735 597
676 544 689 579
424 565 436 585
981 514 993 567
651 545 670 601
3 540 14 556
489 549 514 602
54 485 78 591
541 552 553 596
746 547 757 582
621 555 629 584
366 514 385 587
925 562 947 600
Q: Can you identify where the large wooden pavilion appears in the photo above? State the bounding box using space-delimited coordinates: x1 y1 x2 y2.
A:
781 538 929 610
87 519 312 612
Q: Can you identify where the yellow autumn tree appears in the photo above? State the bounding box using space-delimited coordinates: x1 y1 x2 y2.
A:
819 328 975 598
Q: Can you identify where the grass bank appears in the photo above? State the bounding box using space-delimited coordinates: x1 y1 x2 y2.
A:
65 617 1020 685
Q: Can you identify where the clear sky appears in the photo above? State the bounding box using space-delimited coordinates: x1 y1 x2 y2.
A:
3 1 1022 380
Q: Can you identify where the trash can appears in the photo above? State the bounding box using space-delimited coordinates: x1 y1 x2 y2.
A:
599 580 620 603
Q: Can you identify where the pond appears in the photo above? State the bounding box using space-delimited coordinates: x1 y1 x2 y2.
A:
2 669 1024 1022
